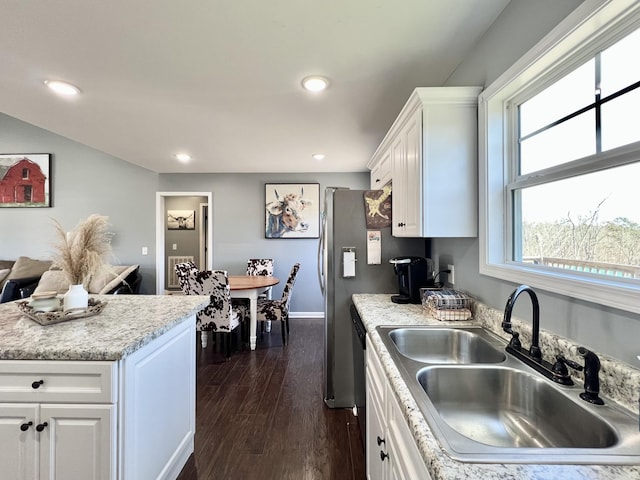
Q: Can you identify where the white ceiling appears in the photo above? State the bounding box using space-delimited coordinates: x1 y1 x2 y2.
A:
0 0 510 174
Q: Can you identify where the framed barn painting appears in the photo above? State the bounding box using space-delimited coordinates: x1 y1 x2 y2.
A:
167 210 196 230
265 183 320 238
0 153 51 207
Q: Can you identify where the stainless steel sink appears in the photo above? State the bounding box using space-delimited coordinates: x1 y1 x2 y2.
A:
418 366 616 449
375 325 640 464
387 327 506 364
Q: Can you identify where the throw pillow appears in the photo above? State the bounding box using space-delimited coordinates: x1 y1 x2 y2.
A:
33 270 69 295
7 256 52 281
0 268 10 285
89 265 139 294
0 260 15 271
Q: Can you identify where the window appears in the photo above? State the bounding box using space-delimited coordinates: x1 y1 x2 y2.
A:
22 167 29 179
480 0 640 314
513 29 640 279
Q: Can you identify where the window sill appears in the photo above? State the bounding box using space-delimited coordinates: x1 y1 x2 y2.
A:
480 261 640 314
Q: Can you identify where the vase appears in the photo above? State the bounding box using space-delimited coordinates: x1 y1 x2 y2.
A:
63 284 89 312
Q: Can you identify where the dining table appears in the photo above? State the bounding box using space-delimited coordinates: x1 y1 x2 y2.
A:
228 275 280 350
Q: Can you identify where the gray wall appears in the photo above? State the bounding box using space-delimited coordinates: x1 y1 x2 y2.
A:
159 173 370 314
439 0 640 367
0 113 159 293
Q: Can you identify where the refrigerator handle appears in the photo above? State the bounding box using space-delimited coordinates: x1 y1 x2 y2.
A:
317 209 326 295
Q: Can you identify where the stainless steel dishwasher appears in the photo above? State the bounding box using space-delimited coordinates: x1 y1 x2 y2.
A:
350 303 366 451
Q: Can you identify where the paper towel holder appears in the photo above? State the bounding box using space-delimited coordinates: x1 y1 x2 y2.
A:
342 247 357 278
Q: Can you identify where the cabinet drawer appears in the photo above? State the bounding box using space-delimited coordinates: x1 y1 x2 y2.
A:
0 360 116 404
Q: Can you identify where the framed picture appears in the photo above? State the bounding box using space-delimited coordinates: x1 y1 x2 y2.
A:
0 153 51 207
265 183 320 238
167 210 196 230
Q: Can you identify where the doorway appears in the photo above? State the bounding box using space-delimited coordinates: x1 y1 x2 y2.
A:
156 192 213 294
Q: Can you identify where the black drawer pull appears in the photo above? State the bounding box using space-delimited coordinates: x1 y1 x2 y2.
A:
20 421 33 431
376 435 385 446
31 380 44 389
36 422 48 432
380 450 389 461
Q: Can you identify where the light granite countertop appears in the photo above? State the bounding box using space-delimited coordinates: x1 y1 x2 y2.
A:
353 293 640 480
0 294 209 361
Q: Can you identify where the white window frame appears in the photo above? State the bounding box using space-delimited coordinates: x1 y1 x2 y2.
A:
479 0 640 314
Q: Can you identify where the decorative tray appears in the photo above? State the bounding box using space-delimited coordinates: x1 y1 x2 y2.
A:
16 298 107 326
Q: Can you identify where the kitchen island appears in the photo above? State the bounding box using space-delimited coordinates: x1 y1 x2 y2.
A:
353 293 640 480
0 294 208 480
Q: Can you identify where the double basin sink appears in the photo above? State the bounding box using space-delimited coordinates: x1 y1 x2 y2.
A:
377 325 640 464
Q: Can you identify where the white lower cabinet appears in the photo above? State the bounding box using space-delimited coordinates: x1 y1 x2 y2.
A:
1 397 115 480
40 404 114 479
366 336 431 480
0 362 116 480
0 316 196 480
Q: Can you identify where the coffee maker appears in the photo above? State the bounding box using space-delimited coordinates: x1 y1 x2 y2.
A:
389 257 433 304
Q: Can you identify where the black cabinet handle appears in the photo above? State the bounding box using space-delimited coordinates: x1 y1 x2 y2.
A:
376 435 385 446
36 422 48 432
375 178 381 183
380 450 389 461
20 421 33 431
31 380 44 389
397 222 405 227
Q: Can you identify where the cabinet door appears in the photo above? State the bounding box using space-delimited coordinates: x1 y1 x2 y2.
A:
366 380 387 480
391 109 422 236
370 148 392 189
401 109 423 237
387 390 432 480
0 404 37 480
39 404 114 480
391 134 407 236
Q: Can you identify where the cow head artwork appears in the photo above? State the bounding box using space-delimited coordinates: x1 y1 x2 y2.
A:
265 187 312 238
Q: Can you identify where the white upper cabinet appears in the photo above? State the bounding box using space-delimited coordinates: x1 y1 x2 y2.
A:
368 87 481 237
369 148 392 189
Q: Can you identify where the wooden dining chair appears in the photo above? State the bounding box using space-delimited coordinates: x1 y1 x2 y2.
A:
175 263 242 357
255 263 300 345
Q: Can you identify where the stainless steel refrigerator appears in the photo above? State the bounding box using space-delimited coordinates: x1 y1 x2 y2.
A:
318 187 426 408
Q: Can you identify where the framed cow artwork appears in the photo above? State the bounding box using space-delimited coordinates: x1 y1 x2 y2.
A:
265 183 320 239
0 153 52 207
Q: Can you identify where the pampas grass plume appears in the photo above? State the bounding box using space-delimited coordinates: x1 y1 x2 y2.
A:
52 214 113 287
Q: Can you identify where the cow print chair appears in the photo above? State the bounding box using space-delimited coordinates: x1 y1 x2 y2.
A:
175 263 242 357
233 258 275 332
255 263 300 345
246 258 274 277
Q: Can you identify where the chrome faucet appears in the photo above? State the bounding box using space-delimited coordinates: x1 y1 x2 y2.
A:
502 285 542 362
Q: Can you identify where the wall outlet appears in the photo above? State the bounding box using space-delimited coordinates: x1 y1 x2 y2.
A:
141 246 148 255
448 264 455 285
172 243 177 250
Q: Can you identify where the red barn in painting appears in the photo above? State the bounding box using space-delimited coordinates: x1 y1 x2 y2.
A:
0 157 48 205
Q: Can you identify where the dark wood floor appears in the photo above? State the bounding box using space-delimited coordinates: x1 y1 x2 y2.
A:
176 318 366 480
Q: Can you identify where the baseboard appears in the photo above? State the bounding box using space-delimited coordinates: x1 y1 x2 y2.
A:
289 311 324 319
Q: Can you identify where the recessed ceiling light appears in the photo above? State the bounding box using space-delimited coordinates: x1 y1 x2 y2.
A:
175 153 191 162
44 80 81 96
312 153 325 160
301 75 329 92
